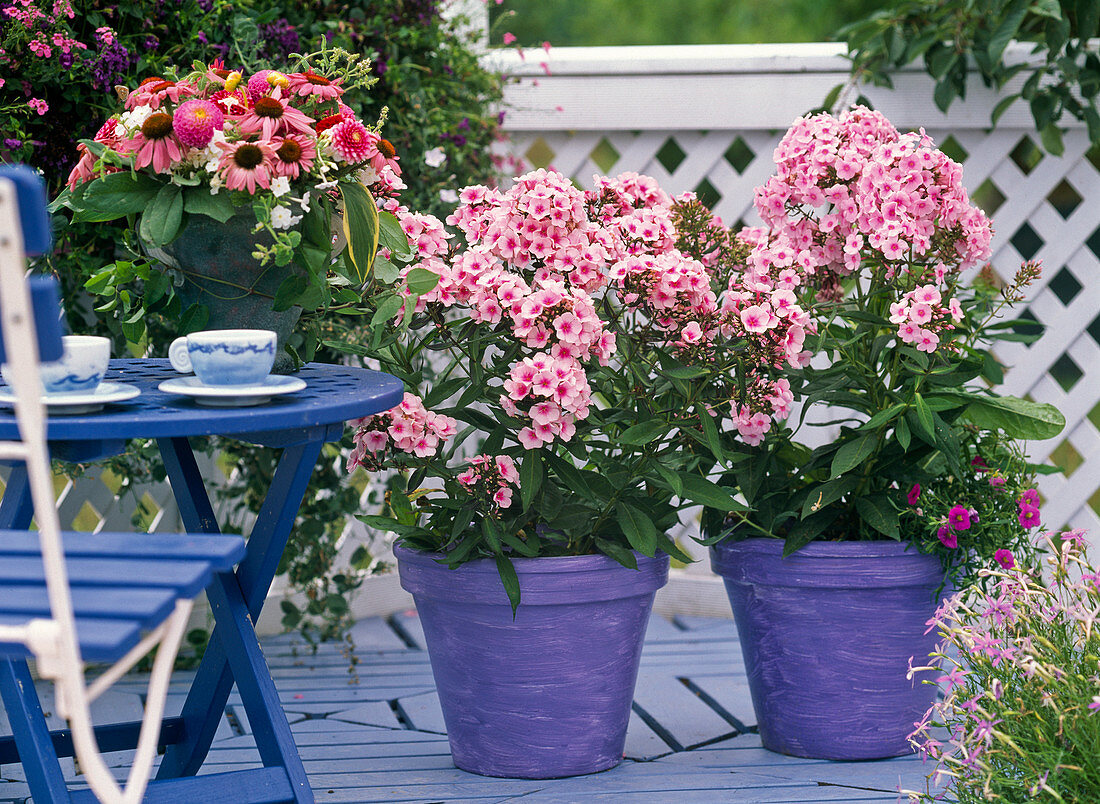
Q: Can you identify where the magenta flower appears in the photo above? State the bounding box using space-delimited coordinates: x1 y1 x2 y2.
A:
1018 504 1041 530
907 483 921 506
1018 488 1040 508
948 505 972 531
937 526 958 549
993 549 1015 570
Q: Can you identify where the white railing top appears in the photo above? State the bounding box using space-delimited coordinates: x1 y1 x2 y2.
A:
489 42 1068 132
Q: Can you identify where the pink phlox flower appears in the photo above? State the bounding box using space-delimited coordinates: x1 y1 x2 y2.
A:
916 328 940 353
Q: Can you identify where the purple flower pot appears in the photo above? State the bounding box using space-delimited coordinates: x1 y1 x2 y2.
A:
396 546 669 778
710 538 943 760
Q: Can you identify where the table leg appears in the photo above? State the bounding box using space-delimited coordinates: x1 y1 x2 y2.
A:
0 464 34 529
155 436 322 803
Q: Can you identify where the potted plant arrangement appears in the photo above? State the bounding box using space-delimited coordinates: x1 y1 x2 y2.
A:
345 168 809 778
53 41 407 371
906 529 1100 801
702 106 1065 760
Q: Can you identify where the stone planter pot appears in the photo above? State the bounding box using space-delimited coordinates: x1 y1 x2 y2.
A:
144 214 302 374
710 538 944 760
395 545 669 778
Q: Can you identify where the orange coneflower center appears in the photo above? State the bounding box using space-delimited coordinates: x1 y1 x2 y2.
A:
141 113 174 140
139 76 166 87
213 68 233 79
276 140 302 162
253 97 284 118
144 80 174 94
232 143 265 169
378 138 396 159
303 71 330 86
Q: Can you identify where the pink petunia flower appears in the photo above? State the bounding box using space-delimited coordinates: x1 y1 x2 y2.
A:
1017 504 1041 530
993 549 1015 569
937 526 958 549
948 505 971 531
907 484 921 505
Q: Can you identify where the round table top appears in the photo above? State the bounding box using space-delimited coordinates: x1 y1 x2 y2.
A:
0 359 404 443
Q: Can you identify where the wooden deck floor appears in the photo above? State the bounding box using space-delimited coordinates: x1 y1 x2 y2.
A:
0 613 932 802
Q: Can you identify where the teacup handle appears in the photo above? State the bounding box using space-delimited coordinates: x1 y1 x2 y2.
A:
168 337 193 374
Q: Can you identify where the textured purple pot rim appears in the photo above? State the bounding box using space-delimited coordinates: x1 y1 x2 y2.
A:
711 537 934 559
710 537 943 589
395 544 670 604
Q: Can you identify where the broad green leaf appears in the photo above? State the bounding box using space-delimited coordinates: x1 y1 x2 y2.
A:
830 431 876 477
616 502 658 556
913 394 935 440
987 0 1029 65
177 302 209 334
406 267 440 297
855 494 900 539
618 419 669 445
378 210 413 259
896 415 911 451
520 451 543 511
1039 122 1064 156
495 554 521 616
800 474 859 520
963 396 1065 440
858 403 905 431
273 274 308 312
339 180 379 283
137 183 183 246
594 537 638 570
783 509 839 555
654 464 683 496
75 173 161 221
356 515 430 539
183 187 236 223
679 474 742 512
373 256 401 285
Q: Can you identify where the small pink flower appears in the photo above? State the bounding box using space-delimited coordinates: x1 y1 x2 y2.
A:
937 526 958 549
993 549 1015 569
948 505 971 531
1019 488 1040 507
27 97 49 116
907 484 921 506
1018 504 1041 530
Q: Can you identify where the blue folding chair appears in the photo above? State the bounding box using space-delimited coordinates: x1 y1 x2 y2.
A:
0 165 246 802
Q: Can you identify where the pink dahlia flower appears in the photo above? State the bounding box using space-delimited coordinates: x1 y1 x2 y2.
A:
173 100 223 148
215 140 276 194
328 119 375 164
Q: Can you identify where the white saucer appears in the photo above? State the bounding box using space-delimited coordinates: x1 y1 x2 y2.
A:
158 375 307 406
0 381 141 415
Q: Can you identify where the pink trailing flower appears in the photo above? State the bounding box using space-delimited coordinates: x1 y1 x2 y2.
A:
993 549 1015 569
937 526 958 549
907 484 921 505
948 505 972 531
1017 504 1041 530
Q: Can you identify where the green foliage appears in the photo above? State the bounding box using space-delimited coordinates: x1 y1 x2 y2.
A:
490 0 883 46
838 0 1100 154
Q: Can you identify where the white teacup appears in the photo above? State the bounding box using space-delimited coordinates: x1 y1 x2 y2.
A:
2 334 111 395
169 329 277 386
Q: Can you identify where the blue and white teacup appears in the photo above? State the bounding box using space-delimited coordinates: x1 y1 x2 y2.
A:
3 334 111 395
169 329 277 386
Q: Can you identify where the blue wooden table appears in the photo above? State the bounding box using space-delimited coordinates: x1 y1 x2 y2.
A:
0 359 403 803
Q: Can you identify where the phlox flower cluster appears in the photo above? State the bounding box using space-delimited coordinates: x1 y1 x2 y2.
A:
456 454 520 513
348 392 457 471
65 58 403 230
753 106 992 354
904 531 1100 802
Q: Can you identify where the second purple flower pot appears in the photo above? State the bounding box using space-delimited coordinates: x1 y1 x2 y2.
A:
396 546 669 778
711 538 944 760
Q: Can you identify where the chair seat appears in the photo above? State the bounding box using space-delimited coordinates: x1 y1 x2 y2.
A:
0 530 245 661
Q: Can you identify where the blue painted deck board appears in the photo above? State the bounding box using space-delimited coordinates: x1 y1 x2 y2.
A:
0 612 933 802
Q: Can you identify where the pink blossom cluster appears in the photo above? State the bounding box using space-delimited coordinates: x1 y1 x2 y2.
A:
889 283 964 353
728 377 795 445
445 171 611 289
348 392 457 470
612 251 717 347
757 106 992 281
589 172 679 260
1017 488 1041 529
501 352 591 448
65 61 403 203
456 454 521 512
